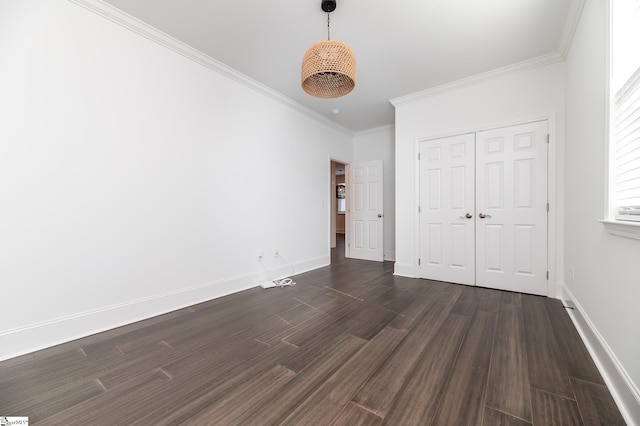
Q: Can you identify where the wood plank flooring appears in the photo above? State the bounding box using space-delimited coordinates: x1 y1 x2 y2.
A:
0 238 626 425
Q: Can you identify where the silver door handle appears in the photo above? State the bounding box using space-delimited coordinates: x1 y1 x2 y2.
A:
377 213 383 218
478 213 492 219
460 213 473 219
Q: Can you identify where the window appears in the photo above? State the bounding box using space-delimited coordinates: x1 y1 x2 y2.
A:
604 0 640 238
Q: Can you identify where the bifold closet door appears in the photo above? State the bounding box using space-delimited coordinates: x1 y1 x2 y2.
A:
419 121 548 295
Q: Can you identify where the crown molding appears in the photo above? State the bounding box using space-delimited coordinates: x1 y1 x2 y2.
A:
354 124 395 138
67 0 355 137
390 0 586 108
557 0 587 58
390 52 565 107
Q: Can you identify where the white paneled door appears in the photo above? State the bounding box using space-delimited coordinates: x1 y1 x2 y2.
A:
347 160 384 262
419 133 476 285
419 121 548 295
475 121 548 294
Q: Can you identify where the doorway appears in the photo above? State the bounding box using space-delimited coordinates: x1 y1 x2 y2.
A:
418 120 549 295
330 159 385 263
331 160 348 262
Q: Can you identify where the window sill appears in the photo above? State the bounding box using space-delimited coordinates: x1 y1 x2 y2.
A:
600 219 640 240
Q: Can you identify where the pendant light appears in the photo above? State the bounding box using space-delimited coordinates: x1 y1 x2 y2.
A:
301 0 357 98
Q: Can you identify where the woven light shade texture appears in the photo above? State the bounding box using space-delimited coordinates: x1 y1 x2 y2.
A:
301 40 356 98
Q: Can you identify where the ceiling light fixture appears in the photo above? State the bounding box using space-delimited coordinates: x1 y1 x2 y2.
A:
301 0 356 98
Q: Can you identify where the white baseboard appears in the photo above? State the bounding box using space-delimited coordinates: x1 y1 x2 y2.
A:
393 262 416 278
552 280 564 299
560 283 640 425
0 255 329 362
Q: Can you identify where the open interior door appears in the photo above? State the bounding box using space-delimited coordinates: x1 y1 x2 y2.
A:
346 160 384 262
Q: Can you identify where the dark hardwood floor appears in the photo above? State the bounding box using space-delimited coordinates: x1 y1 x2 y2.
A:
0 235 625 425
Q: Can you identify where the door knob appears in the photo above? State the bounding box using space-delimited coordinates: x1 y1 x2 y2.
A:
460 213 473 219
377 213 383 218
478 213 492 219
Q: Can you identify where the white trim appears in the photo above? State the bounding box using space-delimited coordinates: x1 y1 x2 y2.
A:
354 124 395 138
0 255 329 362
553 280 565 300
561 284 640 425
393 262 416 278
67 0 354 137
547 114 559 298
390 53 564 107
557 0 587 57
414 114 557 146
605 0 614 221
384 250 396 262
345 163 351 259
600 219 640 240
413 139 422 278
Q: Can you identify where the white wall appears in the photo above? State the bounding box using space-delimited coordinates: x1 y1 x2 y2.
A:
353 125 395 261
563 0 640 421
392 61 565 291
0 0 352 361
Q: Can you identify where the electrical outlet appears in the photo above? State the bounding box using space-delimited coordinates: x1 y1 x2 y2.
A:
571 265 575 281
274 249 279 258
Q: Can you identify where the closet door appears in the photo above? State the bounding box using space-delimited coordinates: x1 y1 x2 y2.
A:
475 121 548 295
418 121 548 295
419 133 476 285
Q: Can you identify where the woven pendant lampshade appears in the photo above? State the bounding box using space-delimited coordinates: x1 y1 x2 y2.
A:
301 0 356 98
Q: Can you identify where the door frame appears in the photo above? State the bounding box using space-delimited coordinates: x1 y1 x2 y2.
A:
414 114 559 297
329 157 350 260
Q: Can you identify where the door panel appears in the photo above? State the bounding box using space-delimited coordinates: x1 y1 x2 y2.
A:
514 225 534 275
476 121 548 295
419 134 476 285
348 160 384 262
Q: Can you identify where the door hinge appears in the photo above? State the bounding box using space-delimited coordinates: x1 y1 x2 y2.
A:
546 134 550 144
546 271 549 280
418 206 421 213
418 153 421 161
547 202 550 212
418 258 421 266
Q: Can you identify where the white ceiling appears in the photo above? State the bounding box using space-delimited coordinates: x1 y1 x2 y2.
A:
101 0 582 133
